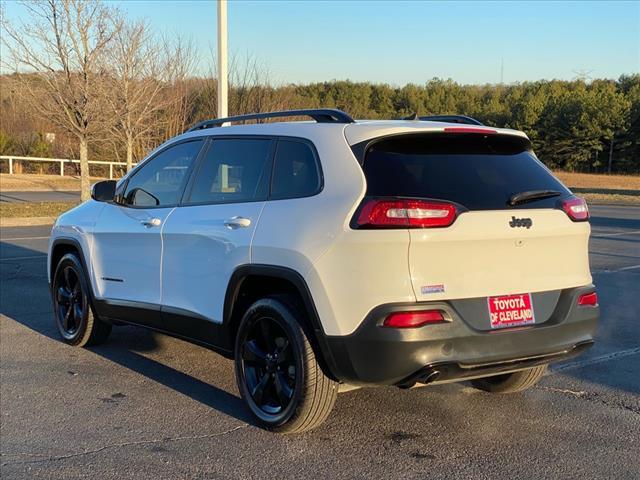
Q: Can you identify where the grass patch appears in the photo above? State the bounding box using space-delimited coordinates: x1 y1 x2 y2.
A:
554 171 640 190
553 171 639 204
0 201 78 218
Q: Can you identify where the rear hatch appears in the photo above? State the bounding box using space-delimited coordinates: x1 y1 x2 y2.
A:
351 129 592 327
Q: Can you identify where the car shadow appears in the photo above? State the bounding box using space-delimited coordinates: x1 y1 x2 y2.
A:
0 240 252 425
91 334 252 423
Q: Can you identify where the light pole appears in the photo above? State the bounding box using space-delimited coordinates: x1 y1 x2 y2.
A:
217 0 228 120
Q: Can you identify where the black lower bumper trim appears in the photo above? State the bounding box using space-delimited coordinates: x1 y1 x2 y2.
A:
324 285 599 385
397 340 594 388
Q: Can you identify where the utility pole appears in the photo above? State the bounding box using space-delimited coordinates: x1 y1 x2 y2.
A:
608 134 615 173
217 0 228 120
500 57 504 84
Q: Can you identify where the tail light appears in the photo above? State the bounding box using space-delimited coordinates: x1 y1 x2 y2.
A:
561 196 589 222
578 292 598 307
354 198 459 229
383 310 446 328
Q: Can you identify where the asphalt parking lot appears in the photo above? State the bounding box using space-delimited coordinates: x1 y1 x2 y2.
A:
0 190 80 203
1 204 638 479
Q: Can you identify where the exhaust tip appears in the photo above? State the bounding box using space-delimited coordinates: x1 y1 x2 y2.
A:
420 370 441 384
396 367 442 389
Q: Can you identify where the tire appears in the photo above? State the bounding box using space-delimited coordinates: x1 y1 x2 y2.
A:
234 295 338 434
52 253 112 347
470 365 547 393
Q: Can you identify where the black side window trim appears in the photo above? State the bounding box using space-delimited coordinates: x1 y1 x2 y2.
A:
117 138 206 209
269 138 324 201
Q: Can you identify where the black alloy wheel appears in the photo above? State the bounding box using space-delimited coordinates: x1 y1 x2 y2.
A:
54 264 85 339
234 296 338 433
240 315 296 417
52 253 111 346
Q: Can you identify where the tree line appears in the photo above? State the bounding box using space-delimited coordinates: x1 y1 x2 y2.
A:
1 1 638 200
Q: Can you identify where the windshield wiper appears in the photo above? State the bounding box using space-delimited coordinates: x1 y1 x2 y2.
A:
508 189 562 206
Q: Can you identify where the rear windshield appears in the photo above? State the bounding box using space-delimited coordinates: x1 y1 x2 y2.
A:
361 133 570 210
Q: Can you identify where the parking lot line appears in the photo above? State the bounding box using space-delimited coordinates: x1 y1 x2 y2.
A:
0 236 51 241
549 347 640 374
591 229 640 238
594 264 640 274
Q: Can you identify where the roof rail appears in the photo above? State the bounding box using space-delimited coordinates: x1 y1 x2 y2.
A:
418 115 484 126
186 108 355 132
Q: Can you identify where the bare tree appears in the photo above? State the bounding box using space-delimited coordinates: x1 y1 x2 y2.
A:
1 0 120 200
162 36 197 139
206 52 295 120
106 19 177 171
228 54 287 116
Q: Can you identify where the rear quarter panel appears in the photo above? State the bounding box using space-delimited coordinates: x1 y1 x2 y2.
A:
251 128 417 336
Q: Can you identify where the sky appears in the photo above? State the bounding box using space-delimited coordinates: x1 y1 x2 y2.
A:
3 0 639 85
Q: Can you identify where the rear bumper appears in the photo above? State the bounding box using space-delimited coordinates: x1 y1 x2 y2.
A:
323 285 598 386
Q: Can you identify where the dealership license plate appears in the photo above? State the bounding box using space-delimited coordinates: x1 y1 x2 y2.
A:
487 293 535 329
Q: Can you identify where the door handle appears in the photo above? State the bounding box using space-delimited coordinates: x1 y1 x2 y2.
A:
140 217 162 228
224 216 252 229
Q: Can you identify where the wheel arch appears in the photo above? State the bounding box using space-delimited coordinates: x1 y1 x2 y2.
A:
50 238 95 299
224 264 340 380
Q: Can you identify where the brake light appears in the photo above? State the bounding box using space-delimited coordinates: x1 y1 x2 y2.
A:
578 292 598 307
443 127 497 135
355 199 458 228
383 310 446 328
561 196 589 222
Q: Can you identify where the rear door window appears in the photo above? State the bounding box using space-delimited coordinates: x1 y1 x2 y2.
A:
271 139 321 200
361 133 570 210
186 138 273 204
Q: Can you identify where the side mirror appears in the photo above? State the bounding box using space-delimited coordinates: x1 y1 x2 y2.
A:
91 180 116 202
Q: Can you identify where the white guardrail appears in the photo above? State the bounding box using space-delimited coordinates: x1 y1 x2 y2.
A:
0 155 135 179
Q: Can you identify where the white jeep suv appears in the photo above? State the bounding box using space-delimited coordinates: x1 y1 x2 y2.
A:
48 109 599 433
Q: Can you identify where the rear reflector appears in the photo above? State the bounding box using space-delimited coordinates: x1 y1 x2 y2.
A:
578 292 598 307
355 198 458 228
383 310 446 328
443 127 497 135
561 196 589 222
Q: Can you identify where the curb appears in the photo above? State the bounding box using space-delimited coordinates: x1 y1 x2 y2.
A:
587 202 640 207
1 216 56 228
